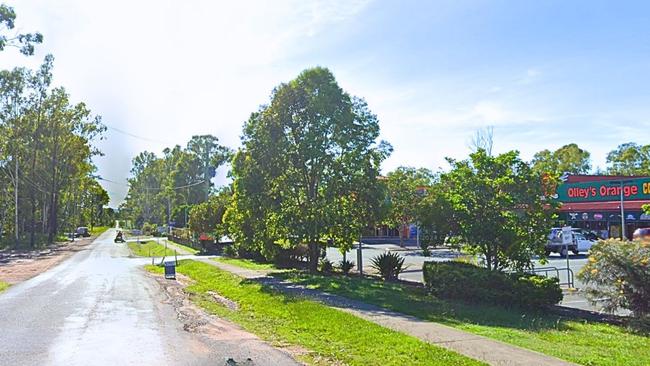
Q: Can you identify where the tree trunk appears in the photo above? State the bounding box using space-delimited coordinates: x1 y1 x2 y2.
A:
29 152 38 248
308 241 319 272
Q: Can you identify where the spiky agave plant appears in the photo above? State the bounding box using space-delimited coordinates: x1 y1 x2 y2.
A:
371 251 406 281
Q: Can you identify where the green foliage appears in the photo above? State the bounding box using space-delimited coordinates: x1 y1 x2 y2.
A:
226 67 390 271
340 259 355 275
418 181 454 250
0 280 9 293
442 150 555 271
531 143 592 176
371 251 406 281
119 135 231 228
0 55 106 247
188 188 230 237
606 142 650 175
578 239 650 325
384 167 433 246
423 261 562 309
0 4 42 55
319 258 334 274
141 222 156 236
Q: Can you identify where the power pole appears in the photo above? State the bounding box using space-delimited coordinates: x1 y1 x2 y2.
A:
204 151 210 202
14 159 18 244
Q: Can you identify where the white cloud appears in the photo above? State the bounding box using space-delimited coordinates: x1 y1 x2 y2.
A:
1 0 374 206
472 101 507 123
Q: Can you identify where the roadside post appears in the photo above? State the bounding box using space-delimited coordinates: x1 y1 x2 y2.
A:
608 179 633 240
561 226 572 286
357 235 363 276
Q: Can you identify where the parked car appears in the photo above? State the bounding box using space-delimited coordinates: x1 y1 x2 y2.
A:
633 227 650 240
545 228 594 256
74 227 90 238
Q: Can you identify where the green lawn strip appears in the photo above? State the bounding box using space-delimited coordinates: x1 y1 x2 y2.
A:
90 226 109 236
213 257 277 270
146 260 484 366
128 241 178 257
0 281 9 293
275 272 650 366
166 240 199 255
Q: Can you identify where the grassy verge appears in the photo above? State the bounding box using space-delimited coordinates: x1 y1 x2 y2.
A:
128 241 178 257
275 271 650 366
90 226 109 236
146 260 484 366
214 257 276 270
166 240 200 255
0 281 9 293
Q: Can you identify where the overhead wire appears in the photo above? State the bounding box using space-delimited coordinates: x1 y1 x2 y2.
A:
96 176 205 191
104 124 177 145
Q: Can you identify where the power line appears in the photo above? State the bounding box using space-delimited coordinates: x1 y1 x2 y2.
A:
104 124 177 145
96 176 205 191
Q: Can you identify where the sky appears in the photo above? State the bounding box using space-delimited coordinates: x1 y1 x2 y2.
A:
1 0 649 207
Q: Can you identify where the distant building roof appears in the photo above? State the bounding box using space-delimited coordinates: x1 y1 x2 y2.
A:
565 174 650 183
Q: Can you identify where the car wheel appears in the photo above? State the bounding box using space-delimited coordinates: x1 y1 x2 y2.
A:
572 250 580 255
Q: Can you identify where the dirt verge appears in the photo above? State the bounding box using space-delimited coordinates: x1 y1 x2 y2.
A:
147 270 309 363
0 237 95 284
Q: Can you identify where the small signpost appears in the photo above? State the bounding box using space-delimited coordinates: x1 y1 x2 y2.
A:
561 226 573 287
357 236 363 275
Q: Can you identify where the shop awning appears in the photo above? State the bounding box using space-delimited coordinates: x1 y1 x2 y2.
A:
559 200 650 212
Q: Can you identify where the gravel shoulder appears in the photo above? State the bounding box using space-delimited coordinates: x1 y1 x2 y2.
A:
0 236 96 284
146 269 304 365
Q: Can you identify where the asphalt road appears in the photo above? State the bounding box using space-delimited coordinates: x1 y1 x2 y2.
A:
0 229 298 366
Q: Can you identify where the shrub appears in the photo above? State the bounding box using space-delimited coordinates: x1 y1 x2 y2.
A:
223 244 238 257
371 251 406 281
422 261 562 309
578 239 650 323
421 246 431 257
340 259 355 275
142 222 156 236
319 258 333 274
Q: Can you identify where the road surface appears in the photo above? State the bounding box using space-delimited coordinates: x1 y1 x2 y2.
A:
0 229 298 366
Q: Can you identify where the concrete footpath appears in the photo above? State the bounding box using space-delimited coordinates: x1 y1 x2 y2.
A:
201 258 577 366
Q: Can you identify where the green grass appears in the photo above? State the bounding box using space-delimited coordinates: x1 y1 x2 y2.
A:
128 241 178 257
214 257 277 270
166 240 200 255
146 260 483 366
90 226 109 236
0 281 9 293
275 271 650 366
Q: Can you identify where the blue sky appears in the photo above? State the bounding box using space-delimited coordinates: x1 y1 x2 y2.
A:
2 1 649 206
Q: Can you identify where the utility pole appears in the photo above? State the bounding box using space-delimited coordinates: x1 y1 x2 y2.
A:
204 151 210 202
620 181 626 240
14 159 18 244
610 180 633 240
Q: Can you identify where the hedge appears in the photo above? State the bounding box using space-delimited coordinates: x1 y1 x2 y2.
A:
423 261 562 309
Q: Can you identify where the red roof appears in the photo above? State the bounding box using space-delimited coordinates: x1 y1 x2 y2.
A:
559 200 650 212
565 175 650 183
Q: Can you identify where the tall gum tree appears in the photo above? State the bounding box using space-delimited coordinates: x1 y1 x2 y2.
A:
227 67 390 271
